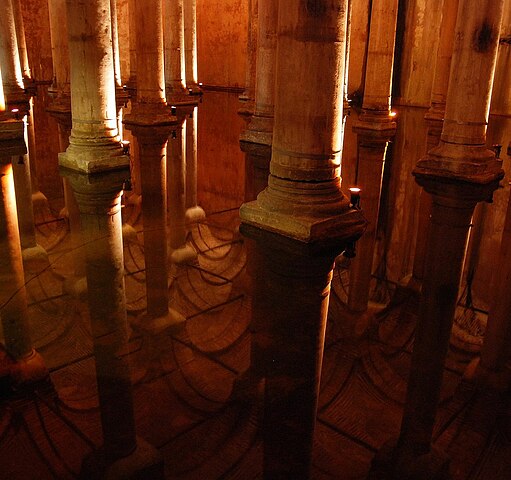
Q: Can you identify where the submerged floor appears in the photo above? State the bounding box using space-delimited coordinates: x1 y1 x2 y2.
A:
1 92 511 479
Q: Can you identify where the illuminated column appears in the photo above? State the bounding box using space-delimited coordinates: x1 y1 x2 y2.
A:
124 0 183 330
0 0 48 272
238 0 258 119
183 0 201 94
371 2 506 477
0 115 47 384
168 107 197 264
59 1 162 476
163 0 191 102
11 0 46 208
47 0 86 297
184 104 205 222
410 0 460 291
127 0 137 92
346 0 398 313
240 1 365 476
239 0 278 202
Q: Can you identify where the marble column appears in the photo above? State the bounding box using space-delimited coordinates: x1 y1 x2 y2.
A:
127 0 137 93
0 115 47 384
238 0 258 120
163 0 193 103
12 0 44 207
183 0 201 94
347 0 398 313
168 107 197 264
409 0 460 292
0 0 49 272
240 1 366 476
239 0 278 202
371 1 505 477
59 1 162 476
47 0 86 298
124 0 183 331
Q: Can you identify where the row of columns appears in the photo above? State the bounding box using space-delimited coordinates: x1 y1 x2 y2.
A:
239 0 510 479
0 0 203 477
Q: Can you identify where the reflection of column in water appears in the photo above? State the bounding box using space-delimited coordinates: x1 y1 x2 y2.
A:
347 0 398 313
411 0 460 292
185 105 206 223
124 0 183 331
60 0 163 475
12 114 50 272
240 0 366 476
168 108 197 264
243 227 345 478
0 147 47 384
377 1 505 477
0 0 49 272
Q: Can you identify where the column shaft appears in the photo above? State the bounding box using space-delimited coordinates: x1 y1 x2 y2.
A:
184 0 200 92
240 0 278 201
0 159 32 360
238 0 258 117
347 0 398 312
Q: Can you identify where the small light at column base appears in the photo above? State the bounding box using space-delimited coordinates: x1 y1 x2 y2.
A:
120 140 130 155
349 187 361 209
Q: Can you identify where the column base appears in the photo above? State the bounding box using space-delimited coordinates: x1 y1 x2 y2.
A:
63 275 88 302
122 223 139 244
185 205 206 223
79 436 164 480
463 357 511 392
22 244 50 273
132 310 186 335
169 243 197 265
369 440 450 480
9 349 49 385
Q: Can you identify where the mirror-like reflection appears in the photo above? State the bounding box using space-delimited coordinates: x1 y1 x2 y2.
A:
1 89 510 479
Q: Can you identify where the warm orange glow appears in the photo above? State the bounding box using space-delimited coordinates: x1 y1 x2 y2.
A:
389 111 397 118
0 69 5 112
349 187 361 194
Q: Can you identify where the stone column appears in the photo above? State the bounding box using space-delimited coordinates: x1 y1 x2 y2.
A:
59 1 162 476
163 0 192 103
409 0 460 292
183 0 201 94
127 0 137 93
168 107 197 264
0 0 49 272
347 0 398 312
371 1 505 477
124 0 183 331
238 0 258 119
11 0 45 206
239 0 278 202
240 1 366 476
184 105 206 222
0 116 47 384
47 0 86 298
